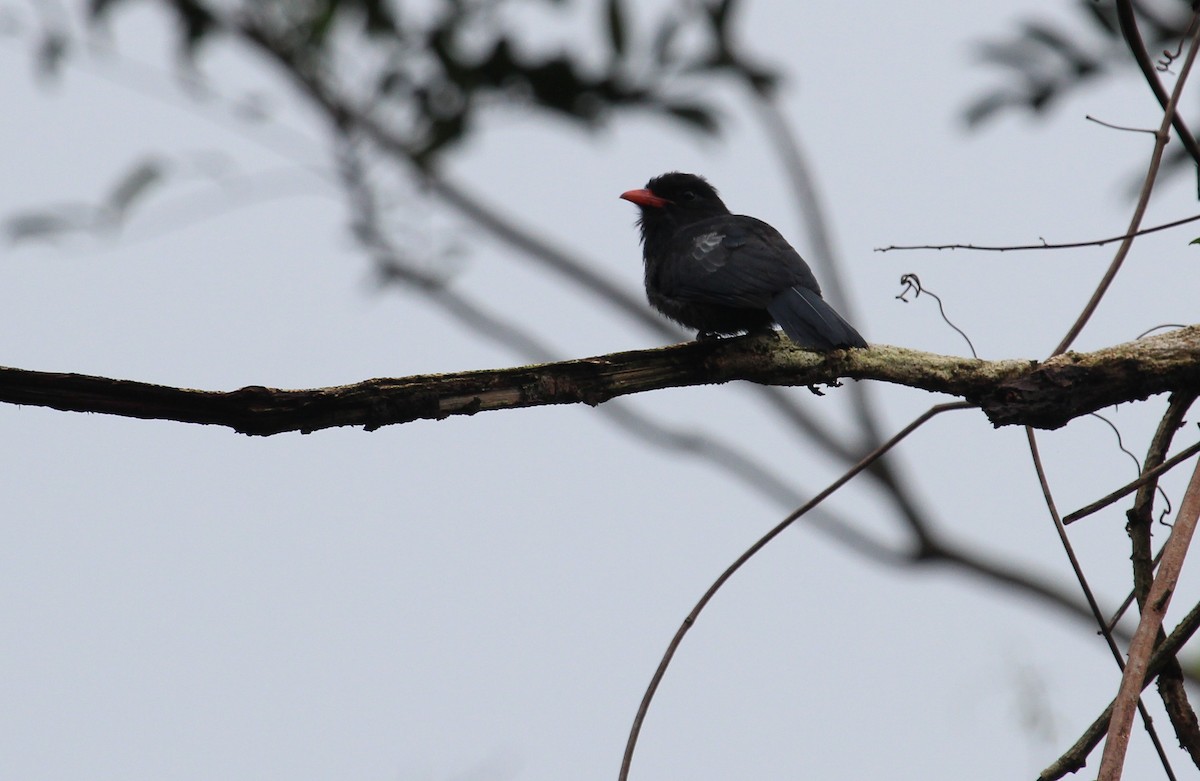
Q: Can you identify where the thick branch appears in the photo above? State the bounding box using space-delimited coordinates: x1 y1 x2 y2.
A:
1099 458 1200 781
1 326 1199 436
1040 599 1200 781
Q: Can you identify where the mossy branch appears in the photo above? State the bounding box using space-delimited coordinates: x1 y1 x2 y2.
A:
2 325 1199 436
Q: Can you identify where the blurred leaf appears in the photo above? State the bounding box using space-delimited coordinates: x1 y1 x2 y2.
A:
88 0 132 20
662 101 719 134
651 14 680 65
689 0 777 94
178 0 215 55
1020 21 1082 53
1080 0 1119 36
76 0 765 167
102 158 167 227
606 0 627 57
377 68 407 95
524 56 588 114
965 1 1192 131
739 63 777 95
413 106 467 169
305 0 338 46
977 39 1042 71
4 207 95 245
360 0 399 36
93 0 213 54
709 0 735 32
963 91 1018 128
1026 80 1055 111
1135 5 1183 46
34 30 69 81
1020 21 1099 76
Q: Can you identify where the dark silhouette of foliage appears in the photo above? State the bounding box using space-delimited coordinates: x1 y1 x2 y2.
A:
969 1 1191 124
81 0 775 166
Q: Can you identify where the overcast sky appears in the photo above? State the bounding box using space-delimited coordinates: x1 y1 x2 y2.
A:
3 1 1200 780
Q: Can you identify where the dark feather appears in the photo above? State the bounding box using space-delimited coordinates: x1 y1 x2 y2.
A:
624 171 866 349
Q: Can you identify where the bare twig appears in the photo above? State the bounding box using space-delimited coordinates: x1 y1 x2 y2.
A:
1025 427 1178 780
1089 414 1149 489
1127 394 1200 770
1098 458 1200 781
617 401 973 781
876 212 1200 253
1107 546 1167 634
895 273 979 358
1086 115 1159 135
1129 395 1197 600
1115 0 1200 169
1040 598 1200 781
1066 439 1200 524
1159 36 1186 74
1140 324 1191 339
1053 11 1200 356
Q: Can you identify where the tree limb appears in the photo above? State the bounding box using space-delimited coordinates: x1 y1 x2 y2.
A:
1 326 1199 436
1039 598 1200 781
1098 457 1200 781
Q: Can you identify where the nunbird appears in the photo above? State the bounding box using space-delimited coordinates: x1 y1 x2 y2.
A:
620 172 867 350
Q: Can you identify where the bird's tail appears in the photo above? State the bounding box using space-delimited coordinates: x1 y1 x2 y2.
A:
767 286 867 350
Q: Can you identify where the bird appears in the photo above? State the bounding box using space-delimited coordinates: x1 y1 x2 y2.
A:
620 172 867 350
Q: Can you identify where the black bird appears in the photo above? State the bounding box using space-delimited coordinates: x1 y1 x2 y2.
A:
620 172 867 350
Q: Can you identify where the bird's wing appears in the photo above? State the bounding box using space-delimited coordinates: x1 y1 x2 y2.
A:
656 217 821 307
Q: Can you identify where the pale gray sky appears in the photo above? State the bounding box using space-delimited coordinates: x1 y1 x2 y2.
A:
3 2 1199 779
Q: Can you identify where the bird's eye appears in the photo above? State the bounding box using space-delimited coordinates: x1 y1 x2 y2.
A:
680 190 697 202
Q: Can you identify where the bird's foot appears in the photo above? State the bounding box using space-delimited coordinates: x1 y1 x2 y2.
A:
805 378 843 396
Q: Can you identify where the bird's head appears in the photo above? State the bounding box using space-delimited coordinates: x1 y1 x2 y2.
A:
620 172 730 237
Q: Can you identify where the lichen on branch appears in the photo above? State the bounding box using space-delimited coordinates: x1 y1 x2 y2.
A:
0 326 1198 436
